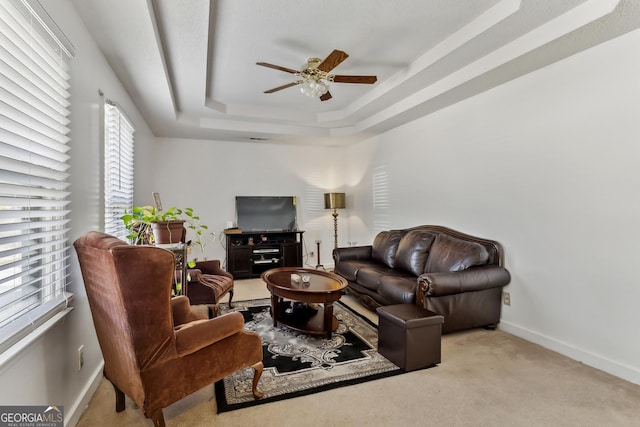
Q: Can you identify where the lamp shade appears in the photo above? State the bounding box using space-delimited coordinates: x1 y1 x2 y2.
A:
324 193 346 210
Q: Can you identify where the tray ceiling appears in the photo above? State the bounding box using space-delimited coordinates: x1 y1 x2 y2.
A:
71 0 640 145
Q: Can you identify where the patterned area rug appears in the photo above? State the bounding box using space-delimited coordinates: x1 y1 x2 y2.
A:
214 298 402 413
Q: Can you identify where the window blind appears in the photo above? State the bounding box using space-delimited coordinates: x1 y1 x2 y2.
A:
0 0 74 354
372 165 390 232
104 101 134 240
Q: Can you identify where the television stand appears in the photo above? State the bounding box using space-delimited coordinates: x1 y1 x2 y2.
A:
225 230 304 279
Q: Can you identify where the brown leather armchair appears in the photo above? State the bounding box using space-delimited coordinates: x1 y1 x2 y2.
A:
186 260 234 317
74 231 263 427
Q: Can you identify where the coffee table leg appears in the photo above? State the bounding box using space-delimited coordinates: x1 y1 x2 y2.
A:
271 294 279 327
324 302 334 339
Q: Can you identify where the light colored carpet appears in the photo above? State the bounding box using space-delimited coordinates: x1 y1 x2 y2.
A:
75 279 640 427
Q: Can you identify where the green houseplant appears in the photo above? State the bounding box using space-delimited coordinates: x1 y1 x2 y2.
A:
121 205 214 252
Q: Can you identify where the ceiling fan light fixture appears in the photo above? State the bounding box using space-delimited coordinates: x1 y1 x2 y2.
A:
300 78 329 97
257 49 376 101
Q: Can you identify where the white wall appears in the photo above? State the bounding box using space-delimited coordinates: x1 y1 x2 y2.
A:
346 29 640 385
0 1 157 425
149 138 347 267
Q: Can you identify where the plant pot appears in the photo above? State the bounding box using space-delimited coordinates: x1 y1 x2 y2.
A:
151 220 185 245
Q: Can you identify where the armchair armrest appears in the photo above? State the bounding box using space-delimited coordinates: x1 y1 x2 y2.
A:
171 295 206 326
186 268 204 283
418 266 511 297
333 245 373 262
174 311 245 357
190 259 232 279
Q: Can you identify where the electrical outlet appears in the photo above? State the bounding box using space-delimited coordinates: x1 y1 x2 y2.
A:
503 292 511 306
77 345 85 371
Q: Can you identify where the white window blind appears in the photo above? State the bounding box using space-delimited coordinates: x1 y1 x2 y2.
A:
0 0 74 354
104 101 134 240
372 165 390 232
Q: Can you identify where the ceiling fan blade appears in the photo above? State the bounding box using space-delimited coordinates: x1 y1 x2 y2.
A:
263 81 302 93
317 50 349 72
331 75 378 84
319 91 332 101
256 62 299 74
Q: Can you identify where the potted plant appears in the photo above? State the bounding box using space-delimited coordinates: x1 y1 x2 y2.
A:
121 205 214 251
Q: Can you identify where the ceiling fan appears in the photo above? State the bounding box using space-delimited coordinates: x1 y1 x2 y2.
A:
256 49 377 101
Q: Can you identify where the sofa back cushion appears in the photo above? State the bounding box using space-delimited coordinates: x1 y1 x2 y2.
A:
395 230 436 276
372 230 405 268
425 233 489 273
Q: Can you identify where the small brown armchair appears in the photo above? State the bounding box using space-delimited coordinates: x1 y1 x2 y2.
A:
186 260 234 317
74 231 263 427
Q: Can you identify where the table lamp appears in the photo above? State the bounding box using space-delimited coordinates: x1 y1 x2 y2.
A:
324 192 346 250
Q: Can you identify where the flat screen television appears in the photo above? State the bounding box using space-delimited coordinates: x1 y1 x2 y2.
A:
235 196 298 232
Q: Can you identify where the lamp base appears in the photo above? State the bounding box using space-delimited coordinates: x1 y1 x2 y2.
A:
332 210 339 250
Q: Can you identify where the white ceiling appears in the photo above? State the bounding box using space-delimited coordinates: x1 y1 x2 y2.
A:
70 0 640 146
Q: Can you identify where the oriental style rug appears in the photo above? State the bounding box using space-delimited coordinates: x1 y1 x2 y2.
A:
214 298 402 413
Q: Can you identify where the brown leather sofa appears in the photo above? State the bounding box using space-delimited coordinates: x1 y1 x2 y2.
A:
333 225 511 333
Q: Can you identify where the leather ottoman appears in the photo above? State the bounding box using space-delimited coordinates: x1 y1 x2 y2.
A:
376 304 443 371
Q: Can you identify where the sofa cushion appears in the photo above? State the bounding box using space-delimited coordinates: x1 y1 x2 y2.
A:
357 265 395 291
425 233 489 273
334 260 374 282
395 230 436 276
378 275 418 304
372 230 405 268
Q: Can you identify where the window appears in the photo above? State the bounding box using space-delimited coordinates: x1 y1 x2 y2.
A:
372 165 390 232
0 0 74 354
103 101 134 240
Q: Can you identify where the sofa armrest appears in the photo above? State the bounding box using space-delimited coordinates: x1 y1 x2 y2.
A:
418 266 511 297
174 311 245 357
192 259 232 279
333 245 373 262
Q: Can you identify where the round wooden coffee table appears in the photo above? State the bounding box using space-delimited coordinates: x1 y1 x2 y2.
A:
261 267 348 338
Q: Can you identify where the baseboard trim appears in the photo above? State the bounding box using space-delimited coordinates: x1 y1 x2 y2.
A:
499 320 640 386
66 360 104 427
